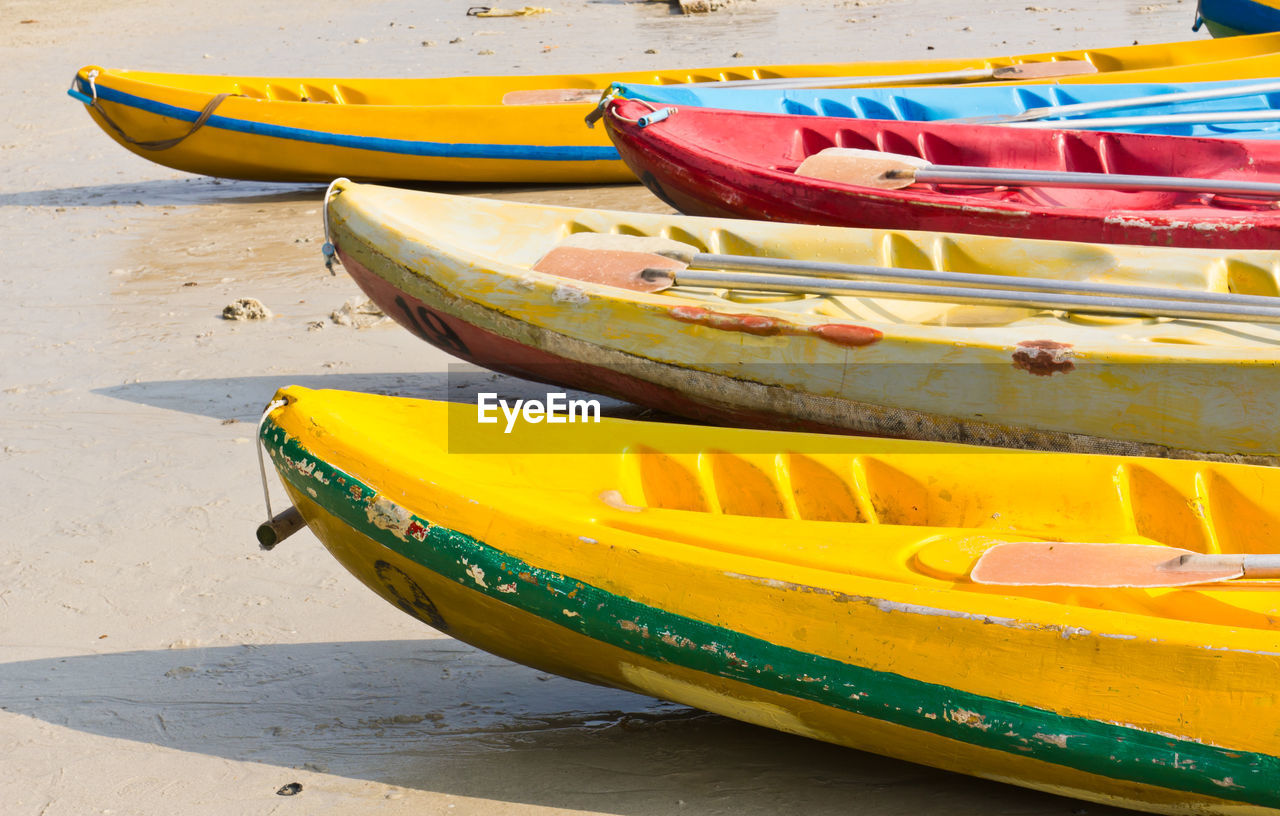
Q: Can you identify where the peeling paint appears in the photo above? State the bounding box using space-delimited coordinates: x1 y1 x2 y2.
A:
365 496 415 540
947 708 992 731
809 323 883 347
551 284 589 304
1012 340 1075 377
669 305 881 348
1035 732 1071 749
496 582 517 594
464 561 488 588
670 305 782 336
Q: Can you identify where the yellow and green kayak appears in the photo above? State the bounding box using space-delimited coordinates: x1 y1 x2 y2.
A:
70 32 1280 183
261 386 1280 814
326 181 1280 463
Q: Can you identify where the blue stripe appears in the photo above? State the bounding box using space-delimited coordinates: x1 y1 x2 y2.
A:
67 80 620 163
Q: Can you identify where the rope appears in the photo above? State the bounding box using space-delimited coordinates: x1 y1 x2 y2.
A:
256 399 288 521
607 98 670 126
321 178 349 274
79 69 238 152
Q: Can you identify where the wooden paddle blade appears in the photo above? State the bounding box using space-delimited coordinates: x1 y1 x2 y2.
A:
502 88 602 105
795 147 927 189
531 246 683 292
969 541 1243 588
991 60 1098 80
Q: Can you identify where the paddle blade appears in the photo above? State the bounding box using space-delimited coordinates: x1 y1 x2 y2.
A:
991 60 1098 80
795 147 927 189
502 88 602 105
969 541 1243 588
531 246 683 292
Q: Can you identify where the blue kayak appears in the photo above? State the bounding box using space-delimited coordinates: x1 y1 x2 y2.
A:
1195 0 1280 37
606 79 1280 138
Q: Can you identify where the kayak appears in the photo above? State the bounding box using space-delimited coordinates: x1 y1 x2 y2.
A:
1196 0 1280 37
603 97 1280 249
607 78 1280 139
68 33 1280 183
324 180 1280 462
260 385 1280 815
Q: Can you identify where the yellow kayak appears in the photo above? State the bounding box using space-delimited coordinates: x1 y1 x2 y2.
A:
260 386 1280 814
70 33 1280 183
325 180 1280 463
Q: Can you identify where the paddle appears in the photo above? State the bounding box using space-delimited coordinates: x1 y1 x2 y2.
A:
697 60 1098 91
794 147 1280 198
502 88 604 105
969 541 1280 587
521 61 1096 106
531 235 1280 324
951 78 1280 125
1006 109 1280 130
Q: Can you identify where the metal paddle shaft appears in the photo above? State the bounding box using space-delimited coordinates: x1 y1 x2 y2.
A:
699 60 1094 91
538 238 1280 324
691 253 1280 311
955 78 1280 124
1008 109 1280 130
905 164 1280 198
1172 553 1280 577
672 268 1280 324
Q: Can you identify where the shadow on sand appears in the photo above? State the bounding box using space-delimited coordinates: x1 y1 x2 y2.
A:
0 639 1115 814
93 370 663 424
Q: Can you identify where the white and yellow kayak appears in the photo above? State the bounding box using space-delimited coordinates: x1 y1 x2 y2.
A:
325 181 1280 463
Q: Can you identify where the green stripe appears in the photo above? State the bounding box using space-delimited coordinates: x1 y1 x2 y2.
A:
263 418 1279 806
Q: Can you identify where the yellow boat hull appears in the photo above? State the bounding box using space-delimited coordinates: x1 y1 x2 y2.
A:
70 33 1280 183
261 387 1280 814
326 181 1280 462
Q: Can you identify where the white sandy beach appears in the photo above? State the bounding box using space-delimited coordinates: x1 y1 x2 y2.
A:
1 1 1205 813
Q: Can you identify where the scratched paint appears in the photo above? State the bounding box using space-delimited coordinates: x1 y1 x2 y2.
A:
670 306 881 348
1011 340 1076 377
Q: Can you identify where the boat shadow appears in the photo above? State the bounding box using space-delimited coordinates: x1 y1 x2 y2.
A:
0 178 326 208
0 178 652 209
92 371 661 423
0 640 1122 814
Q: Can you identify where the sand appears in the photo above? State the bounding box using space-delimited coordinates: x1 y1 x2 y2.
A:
0 0 1201 813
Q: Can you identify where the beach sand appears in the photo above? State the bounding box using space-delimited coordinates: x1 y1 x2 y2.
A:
1 1 1201 813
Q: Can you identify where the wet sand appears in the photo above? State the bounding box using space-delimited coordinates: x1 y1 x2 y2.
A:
2 1 1200 813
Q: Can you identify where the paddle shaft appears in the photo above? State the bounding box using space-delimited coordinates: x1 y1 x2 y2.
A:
1008 109 1280 130
1172 553 1280 577
692 253 1280 311
958 78 1280 124
699 61 1091 91
671 268 1280 323
902 164 1280 197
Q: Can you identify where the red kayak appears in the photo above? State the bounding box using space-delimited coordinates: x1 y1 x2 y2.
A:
603 97 1280 249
